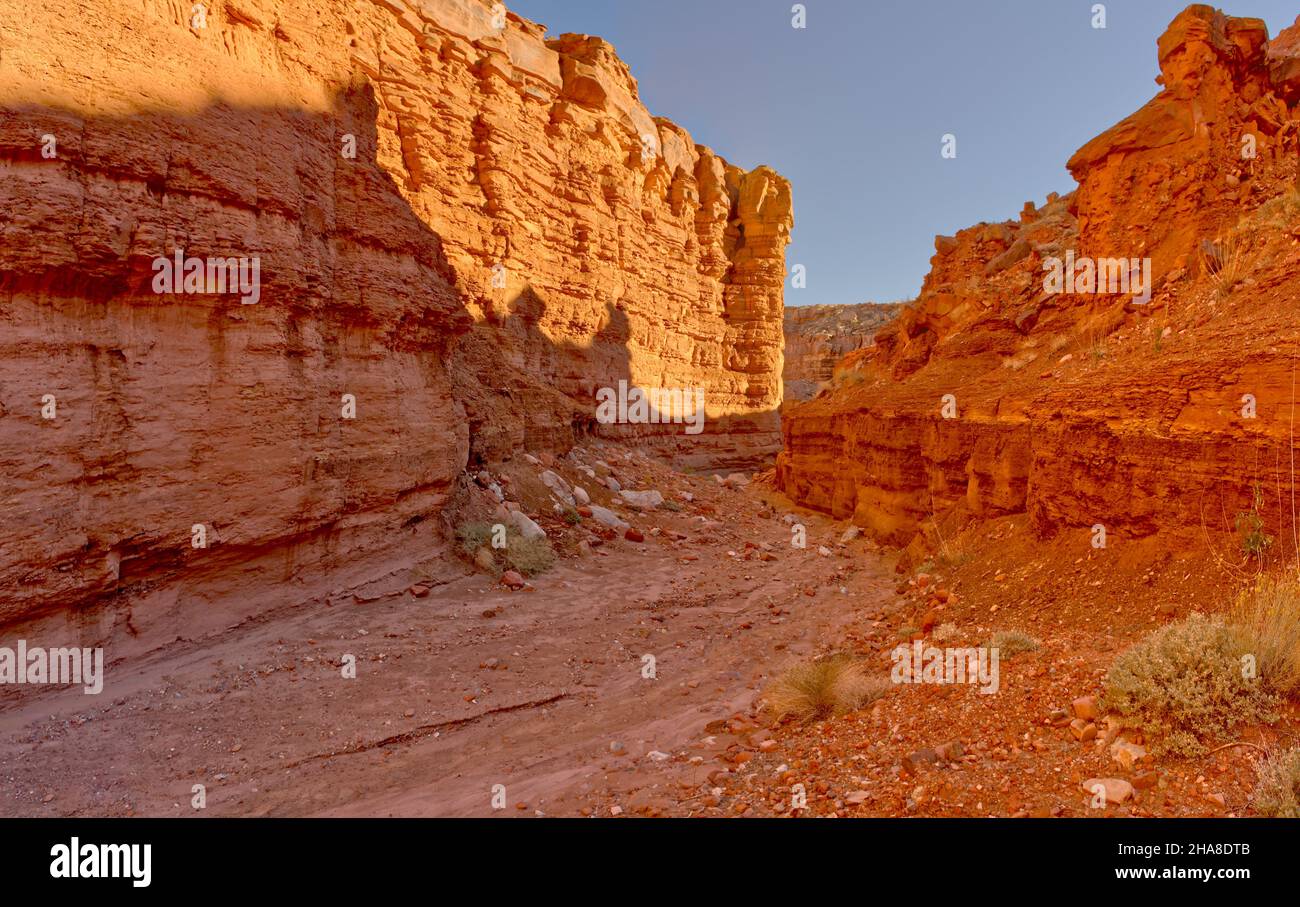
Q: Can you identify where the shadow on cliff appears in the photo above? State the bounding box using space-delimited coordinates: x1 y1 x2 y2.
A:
453 284 780 472
0 79 771 635
448 283 635 465
0 81 618 630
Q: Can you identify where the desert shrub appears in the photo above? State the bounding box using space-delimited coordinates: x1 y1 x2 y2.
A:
932 623 958 643
456 522 555 577
987 630 1040 659
764 655 888 724
1102 614 1276 756
1252 747 1300 818
455 522 495 558
1230 578 1300 699
505 535 555 577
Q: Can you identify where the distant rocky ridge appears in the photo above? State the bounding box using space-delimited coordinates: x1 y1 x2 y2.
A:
783 303 902 401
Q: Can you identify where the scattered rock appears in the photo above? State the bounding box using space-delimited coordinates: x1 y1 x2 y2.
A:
902 748 940 775
1132 770 1161 790
506 510 546 541
621 489 664 509
1082 777 1133 805
1069 719 1098 742
587 505 630 532
935 741 966 762
539 470 575 506
1109 740 1148 772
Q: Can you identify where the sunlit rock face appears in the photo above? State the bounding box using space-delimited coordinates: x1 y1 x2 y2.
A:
778 5 1300 561
0 0 791 624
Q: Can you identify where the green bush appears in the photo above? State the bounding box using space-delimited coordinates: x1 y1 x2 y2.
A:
1102 614 1276 756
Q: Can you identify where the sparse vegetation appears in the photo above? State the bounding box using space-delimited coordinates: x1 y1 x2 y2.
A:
1198 232 1247 300
1253 186 1300 233
504 534 555 576
1251 746 1300 818
455 521 495 559
1234 483 1274 561
1001 348 1038 371
455 521 555 577
987 630 1040 658
932 622 958 643
1102 613 1277 756
1230 577 1300 698
764 655 889 724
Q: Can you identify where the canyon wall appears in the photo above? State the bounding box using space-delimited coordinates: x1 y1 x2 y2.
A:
783 302 901 402
0 0 790 629
778 5 1300 561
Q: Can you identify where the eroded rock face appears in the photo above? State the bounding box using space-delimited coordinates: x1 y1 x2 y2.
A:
1069 4 1284 279
778 5 1300 559
782 303 901 402
0 0 790 628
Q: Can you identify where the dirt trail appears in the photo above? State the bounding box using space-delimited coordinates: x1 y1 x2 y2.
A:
0 464 895 818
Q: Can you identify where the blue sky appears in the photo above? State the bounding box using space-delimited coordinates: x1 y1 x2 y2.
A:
509 0 1298 306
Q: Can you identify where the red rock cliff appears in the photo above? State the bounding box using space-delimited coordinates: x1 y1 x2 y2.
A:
0 0 791 629
778 5 1300 563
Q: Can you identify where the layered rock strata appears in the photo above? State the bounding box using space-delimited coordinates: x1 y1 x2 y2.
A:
778 6 1300 561
0 0 790 629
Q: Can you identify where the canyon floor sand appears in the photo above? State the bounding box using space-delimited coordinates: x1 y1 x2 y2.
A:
2 451 1293 818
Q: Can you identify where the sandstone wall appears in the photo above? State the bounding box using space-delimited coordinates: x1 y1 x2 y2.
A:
782 302 902 402
0 0 790 628
778 5 1300 559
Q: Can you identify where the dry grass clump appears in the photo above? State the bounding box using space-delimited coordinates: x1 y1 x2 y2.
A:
1102 613 1276 756
1198 233 1248 299
987 630 1040 658
1230 577 1300 699
764 655 888 724
1001 348 1038 372
455 522 555 577
1251 747 1300 818
504 535 555 576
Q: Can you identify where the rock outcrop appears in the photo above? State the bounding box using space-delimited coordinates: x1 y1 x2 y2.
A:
782 303 901 402
778 5 1300 563
0 0 790 631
